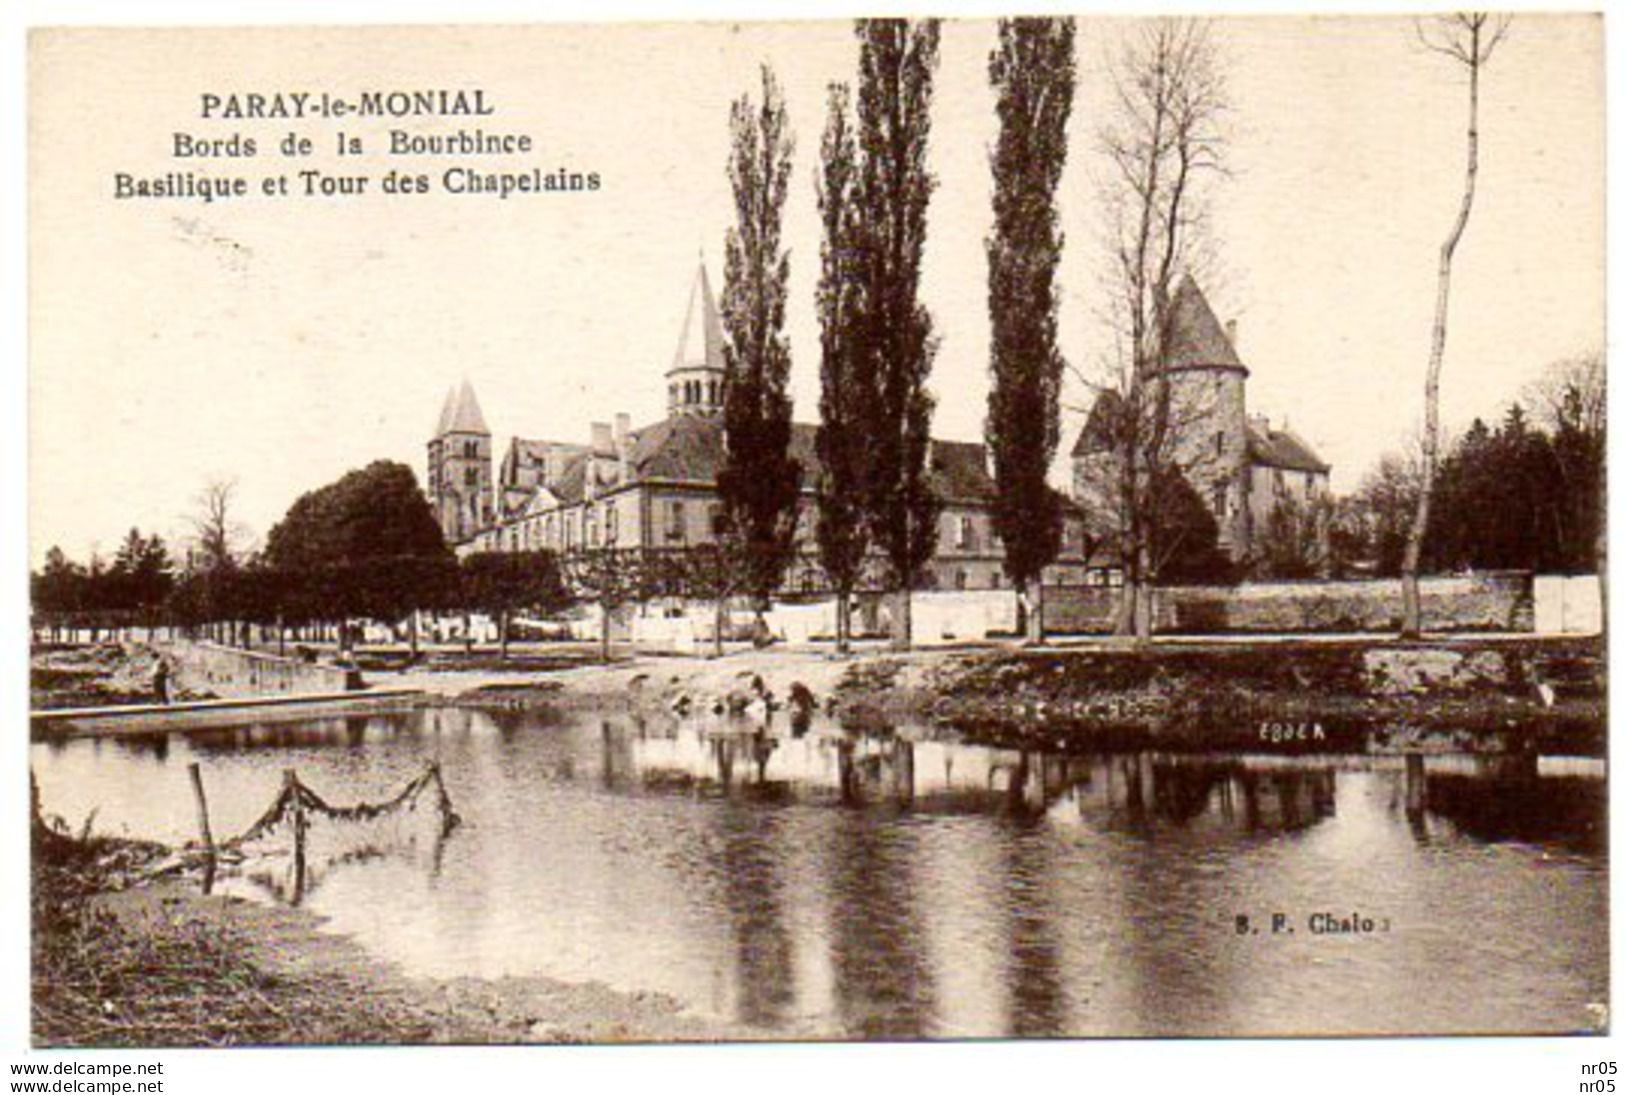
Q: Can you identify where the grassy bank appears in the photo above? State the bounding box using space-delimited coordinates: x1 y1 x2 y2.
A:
853 637 1606 756
31 797 748 1047
437 636 1607 757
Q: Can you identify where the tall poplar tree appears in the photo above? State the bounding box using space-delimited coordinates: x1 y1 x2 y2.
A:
985 16 1076 643
717 65 802 629
851 17 943 651
813 81 870 653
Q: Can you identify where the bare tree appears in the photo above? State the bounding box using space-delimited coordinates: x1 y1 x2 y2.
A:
1399 12 1511 638
1080 18 1229 642
187 477 249 573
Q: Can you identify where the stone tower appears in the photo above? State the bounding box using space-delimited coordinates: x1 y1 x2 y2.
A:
1157 277 1251 557
427 379 493 544
665 264 726 418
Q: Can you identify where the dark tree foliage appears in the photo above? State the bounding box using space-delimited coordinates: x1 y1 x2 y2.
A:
265 460 449 573
813 80 870 653
31 535 175 638
1153 468 1235 585
717 65 803 621
258 460 453 633
851 18 944 649
1423 403 1595 574
459 551 570 654
985 17 1076 639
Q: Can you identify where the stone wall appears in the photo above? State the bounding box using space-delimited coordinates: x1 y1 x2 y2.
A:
162 640 360 698
1043 572 1534 635
1533 575 1603 635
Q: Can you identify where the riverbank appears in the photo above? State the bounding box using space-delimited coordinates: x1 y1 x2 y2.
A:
31 633 1607 756
31 819 750 1047
420 634 1606 756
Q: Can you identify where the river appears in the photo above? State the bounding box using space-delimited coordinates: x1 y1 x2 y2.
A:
30 704 1608 1039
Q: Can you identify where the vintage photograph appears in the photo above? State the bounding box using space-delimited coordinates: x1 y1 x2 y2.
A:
26 12 1605 1048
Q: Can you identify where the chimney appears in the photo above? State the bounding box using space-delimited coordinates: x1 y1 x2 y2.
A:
590 421 613 454
614 413 631 481
1224 319 1239 353
1248 412 1270 437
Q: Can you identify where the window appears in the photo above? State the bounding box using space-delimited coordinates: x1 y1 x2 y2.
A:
1215 431 1225 457
586 505 598 547
957 515 975 551
668 500 687 543
710 503 725 537
1212 483 1228 516
669 383 678 405
465 467 479 487
606 505 619 544
955 569 967 590
707 379 718 405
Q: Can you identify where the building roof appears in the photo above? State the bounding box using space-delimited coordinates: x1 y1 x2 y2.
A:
548 452 591 504
1246 423 1330 474
1163 276 1245 374
570 413 999 506
443 379 490 435
434 386 456 436
669 264 725 375
1069 389 1124 458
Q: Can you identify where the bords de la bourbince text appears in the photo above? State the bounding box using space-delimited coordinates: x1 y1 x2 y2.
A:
111 89 602 203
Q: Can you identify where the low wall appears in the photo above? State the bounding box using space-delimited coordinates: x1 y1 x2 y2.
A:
1044 572 1534 635
1533 574 1603 635
162 640 360 698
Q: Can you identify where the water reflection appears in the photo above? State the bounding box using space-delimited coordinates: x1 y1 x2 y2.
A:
28 706 1608 1038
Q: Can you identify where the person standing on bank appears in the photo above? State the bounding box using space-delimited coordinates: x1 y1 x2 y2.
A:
152 657 171 705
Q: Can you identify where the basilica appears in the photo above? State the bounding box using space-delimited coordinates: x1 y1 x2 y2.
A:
427 265 1100 594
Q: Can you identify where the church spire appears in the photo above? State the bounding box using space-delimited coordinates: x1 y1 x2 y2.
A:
445 378 490 435
666 262 726 417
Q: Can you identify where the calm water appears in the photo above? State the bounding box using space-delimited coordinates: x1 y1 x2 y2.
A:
31 706 1608 1038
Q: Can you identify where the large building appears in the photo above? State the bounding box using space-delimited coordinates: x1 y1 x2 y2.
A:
429 265 1099 593
1071 276 1331 565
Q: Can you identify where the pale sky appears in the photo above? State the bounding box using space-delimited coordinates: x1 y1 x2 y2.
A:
29 14 1603 565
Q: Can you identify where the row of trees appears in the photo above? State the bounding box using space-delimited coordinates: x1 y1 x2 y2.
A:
1338 355 1606 580
719 19 1091 649
716 21 950 652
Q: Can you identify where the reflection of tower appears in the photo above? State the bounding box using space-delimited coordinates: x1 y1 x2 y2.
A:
666 264 726 418
427 379 493 543
1158 277 1251 556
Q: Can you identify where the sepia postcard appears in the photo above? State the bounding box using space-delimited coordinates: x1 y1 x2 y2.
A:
21 8 1607 1067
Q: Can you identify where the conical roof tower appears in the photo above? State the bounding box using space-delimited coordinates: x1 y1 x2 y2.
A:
665 264 726 417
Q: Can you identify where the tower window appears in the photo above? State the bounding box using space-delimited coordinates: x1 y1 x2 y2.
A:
1215 431 1225 457
668 500 687 543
